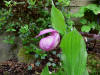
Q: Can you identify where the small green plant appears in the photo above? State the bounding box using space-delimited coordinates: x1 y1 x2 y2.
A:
4 0 25 7
72 4 100 32
41 1 88 75
41 65 50 75
27 0 36 9
0 8 12 32
57 0 70 6
3 35 15 44
0 0 54 65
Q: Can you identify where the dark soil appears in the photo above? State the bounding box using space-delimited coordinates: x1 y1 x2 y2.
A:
0 40 100 75
0 49 61 75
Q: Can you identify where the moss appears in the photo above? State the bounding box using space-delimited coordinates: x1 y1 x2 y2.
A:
17 48 35 64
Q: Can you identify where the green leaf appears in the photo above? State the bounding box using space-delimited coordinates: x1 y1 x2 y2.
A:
86 4 100 15
88 4 100 15
6 28 16 32
80 19 87 24
58 0 63 2
60 29 88 75
3 36 15 44
83 69 89 75
67 19 74 26
28 65 32 70
51 6 66 35
73 4 100 17
81 26 91 32
72 7 86 18
20 25 29 34
88 21 98 29
41 65 50 75
4 1 11 7
57 0 70 6
27 0 36 6
52 70 66 75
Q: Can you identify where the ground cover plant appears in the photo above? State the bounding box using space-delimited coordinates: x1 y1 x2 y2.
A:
0 0 100 75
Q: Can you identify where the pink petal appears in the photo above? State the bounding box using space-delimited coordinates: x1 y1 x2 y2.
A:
39 36 54 51
51 33 60 48
36 29 57 38
36 28 60 51
39 32 60 51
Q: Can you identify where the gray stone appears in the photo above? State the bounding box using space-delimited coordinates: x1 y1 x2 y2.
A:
0 34 21 62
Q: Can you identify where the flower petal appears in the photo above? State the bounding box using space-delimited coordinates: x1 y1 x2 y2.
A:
51 32 60 48
39 36 54 51
36 28 60 51
39 32 60 51
36 29 57 38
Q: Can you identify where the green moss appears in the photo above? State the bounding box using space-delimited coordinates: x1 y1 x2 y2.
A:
17 48 35 64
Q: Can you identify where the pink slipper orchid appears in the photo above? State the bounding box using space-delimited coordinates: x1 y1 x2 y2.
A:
36 29 60 51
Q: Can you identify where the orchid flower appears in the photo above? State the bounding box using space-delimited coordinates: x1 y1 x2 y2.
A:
36 29 60 51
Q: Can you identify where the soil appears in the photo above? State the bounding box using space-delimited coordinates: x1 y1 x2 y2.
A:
0 49 61 75
0 40 100 75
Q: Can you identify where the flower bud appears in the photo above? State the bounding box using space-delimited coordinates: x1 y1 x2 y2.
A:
36 29 60 51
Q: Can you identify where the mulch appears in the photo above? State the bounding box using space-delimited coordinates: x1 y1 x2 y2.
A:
0 38 100 75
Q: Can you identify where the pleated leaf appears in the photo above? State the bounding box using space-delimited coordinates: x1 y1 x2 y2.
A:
51 6 66 35
83 69 89 75
60 29 88 75
52 69 66 75
41 66 49 75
